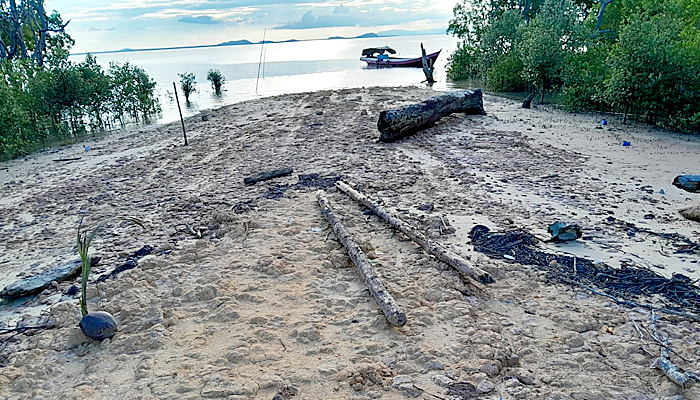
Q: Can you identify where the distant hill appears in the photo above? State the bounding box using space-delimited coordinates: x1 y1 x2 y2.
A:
217 40 253 46
72 30 446 56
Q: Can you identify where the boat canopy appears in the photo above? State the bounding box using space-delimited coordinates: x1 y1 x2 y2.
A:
361 46 397 57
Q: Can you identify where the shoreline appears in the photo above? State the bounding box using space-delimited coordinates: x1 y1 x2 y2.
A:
1 86 699 398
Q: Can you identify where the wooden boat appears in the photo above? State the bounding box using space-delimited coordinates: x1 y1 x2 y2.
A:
360 46 441 68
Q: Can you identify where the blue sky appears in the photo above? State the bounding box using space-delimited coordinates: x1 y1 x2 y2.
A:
46 0 456 53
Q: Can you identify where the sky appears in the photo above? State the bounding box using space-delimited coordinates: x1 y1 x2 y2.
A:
46 0 458 53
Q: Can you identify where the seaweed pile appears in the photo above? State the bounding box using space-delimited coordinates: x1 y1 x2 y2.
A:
469 225 700 316
266 173 342 199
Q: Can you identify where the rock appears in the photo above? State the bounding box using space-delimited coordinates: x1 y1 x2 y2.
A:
476 379 495 394
426 360 444 370
391 376 412 388
79 311 118 341
202 115 209 121
548 222 582 241
672 175 700 193
1 260 82 298
431 374 452 387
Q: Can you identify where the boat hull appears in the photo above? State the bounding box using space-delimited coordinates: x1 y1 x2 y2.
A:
360 50 441 68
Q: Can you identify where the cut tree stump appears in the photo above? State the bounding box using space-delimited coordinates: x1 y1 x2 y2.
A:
336 181 494 284
316 190 407 327
244 168 293 185
377 90 485 142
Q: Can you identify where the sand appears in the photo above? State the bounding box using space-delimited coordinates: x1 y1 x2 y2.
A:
0 86 699 399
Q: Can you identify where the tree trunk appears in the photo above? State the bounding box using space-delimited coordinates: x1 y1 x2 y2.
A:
335 181 495 284
377 90 485 142
595 0 615 32
522 90 536 108
316 190 407 327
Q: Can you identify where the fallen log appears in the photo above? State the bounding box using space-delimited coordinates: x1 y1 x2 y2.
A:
377 90 485 142
316 190 407 327
244 168 293 185
335 181 494 284
679 205 700 223
0 258 99 299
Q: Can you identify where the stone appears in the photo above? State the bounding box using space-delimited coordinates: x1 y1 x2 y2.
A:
79 311 118 341
672 175 700 193
426 360 444 370
431 374 452 387
476 379 495 394
1 260 82 298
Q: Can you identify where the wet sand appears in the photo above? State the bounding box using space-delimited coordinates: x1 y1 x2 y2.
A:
1 87 699 399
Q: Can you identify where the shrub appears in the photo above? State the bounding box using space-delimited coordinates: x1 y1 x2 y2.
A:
178 72 197 102
206 69 226 94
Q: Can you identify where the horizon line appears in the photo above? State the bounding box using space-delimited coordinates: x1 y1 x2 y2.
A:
71 30 449 57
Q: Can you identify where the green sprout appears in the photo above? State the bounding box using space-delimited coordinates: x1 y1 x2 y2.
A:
77 217 146 316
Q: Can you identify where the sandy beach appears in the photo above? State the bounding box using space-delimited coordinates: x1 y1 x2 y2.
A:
1 86 699 399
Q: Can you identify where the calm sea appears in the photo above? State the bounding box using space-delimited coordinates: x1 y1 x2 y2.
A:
69 34 460 124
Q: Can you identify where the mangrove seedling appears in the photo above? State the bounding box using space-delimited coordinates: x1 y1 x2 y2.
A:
77 217 145 340
206 69 226 95
178 72 197 103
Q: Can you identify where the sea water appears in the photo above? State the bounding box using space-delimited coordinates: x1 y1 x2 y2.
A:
69 34 461 124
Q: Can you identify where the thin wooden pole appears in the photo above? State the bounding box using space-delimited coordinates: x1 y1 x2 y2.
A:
255 27 266 94
336 181 494 284
317 190 407 327
173 82 188 146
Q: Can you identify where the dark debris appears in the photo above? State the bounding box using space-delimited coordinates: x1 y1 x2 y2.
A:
469 225 700 315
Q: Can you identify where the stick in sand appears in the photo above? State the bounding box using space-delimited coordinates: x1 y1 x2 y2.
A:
316 190 407 327
173 82 188 146
335 181 494 284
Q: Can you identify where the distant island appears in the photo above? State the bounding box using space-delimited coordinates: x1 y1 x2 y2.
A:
73 29 445 56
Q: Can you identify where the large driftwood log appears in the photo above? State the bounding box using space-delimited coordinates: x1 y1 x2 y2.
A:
377 90 485 142
336 181 494 284
316 190 407 327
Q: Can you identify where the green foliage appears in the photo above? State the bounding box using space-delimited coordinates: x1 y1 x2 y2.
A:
446 43 481 81
486 52 527 92
178 72 197 102
0 55 160 159
110 61 161 123
446 0 700 133
206 69 226 94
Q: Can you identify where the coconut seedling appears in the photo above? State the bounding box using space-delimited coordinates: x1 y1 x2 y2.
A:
76 217 145 340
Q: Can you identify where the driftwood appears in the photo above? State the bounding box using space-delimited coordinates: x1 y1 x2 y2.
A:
244 168 293 185
522 90 536 109
316 190 407 327
377 90 486 142
335 181 494 284
1 259 93 299
420 43 435 85
679 205 700 223
650 312 698 388
53 157 81 162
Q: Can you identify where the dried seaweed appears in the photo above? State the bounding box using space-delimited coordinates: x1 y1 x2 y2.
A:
469 225 700 316
266 173 342 199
